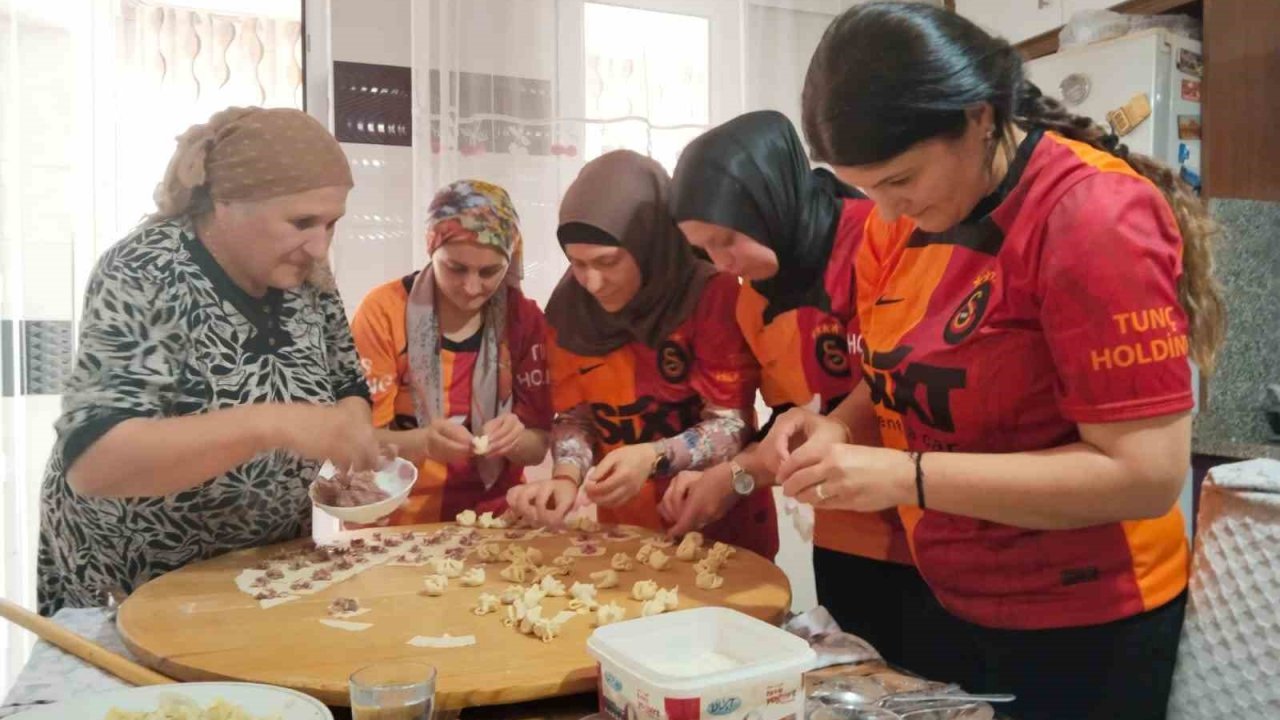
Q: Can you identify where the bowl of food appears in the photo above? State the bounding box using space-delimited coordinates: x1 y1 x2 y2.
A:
309 452 418 525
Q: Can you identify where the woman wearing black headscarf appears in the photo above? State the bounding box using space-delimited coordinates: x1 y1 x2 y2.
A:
668 110 928 668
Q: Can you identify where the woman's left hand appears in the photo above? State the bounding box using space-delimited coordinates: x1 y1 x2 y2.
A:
584 443 659 508
480 413 525 458
778 441 915 512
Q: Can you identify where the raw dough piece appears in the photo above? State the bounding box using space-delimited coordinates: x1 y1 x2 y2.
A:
472 435 491 455
521 586 548 608
631 580 659 601
422 574 449 596
696 570 725 590
552 555 577 571
519 605 544 635
539 574 567 597
500 585 523 605
473 592 500 615
564 543 606 558
647 549 672 571
429 557 465 578
676 533 704 561
532 617 562 643
569 514 601 533
568 582 599 611
407 634 476 648
640 597 666 617
709 542 736 563
589 569 620 589
456 510 478 527
327 597 362 617
460 567 486 587
694 557 724 576
476 543 502 563
477 510 507 529
658 587 680 611
636 544 655 563
596 602 626 626
500 563 531 583
612 553 635 572
523 547 545 565
319 619 373 632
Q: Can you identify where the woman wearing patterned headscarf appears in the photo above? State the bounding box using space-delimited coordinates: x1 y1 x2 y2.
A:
38 107 378 615
507 150 777 559
350 180 552 525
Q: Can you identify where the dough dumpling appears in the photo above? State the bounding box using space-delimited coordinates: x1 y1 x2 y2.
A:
631 580 659 601
422 574 448 596
590 569 620 589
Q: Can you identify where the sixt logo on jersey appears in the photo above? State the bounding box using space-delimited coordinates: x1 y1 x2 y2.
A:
591 395 702 447
858 338 966 433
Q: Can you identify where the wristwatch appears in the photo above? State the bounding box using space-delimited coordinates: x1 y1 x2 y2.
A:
729 460 756 496
650 443 672 476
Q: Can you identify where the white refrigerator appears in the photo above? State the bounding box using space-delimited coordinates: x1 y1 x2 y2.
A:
1027 28 1204 192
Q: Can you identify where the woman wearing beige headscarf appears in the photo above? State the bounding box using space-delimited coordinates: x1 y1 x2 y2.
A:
37 107 378 615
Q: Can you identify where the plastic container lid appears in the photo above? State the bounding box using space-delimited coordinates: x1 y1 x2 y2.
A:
587 607 816 693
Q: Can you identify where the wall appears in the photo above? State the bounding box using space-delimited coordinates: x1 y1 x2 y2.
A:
325 0 415 316
1192 199 1280 460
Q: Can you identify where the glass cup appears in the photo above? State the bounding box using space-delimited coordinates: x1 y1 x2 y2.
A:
349 661 437 720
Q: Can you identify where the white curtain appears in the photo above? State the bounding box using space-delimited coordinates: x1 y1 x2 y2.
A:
395 0 858 608
0 0 301 693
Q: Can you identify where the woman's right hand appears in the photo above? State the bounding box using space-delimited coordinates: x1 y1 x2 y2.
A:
275 403 380 471
757 407 850 475
507 478 579 528
422 418 474 465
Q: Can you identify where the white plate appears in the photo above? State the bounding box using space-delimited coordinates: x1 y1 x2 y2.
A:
5 681 333 719
309 457 418 524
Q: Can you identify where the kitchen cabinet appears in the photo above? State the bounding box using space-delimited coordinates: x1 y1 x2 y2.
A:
1202 0 1280 199
954 0 1064 44
1062 0 1119 20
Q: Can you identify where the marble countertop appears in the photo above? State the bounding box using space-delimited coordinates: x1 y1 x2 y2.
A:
1192 437 1280 461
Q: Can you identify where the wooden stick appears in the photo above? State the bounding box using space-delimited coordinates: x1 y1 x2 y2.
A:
0 598 175 686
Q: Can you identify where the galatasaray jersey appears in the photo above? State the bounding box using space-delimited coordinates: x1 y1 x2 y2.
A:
856 129 1192 629
351 275 553 524
737 198 912 565
550 272 777 558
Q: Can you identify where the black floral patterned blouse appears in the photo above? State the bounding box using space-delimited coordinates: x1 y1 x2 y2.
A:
37 219 368 615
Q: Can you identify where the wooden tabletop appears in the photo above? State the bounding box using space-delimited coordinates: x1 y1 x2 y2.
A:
117 523 793 709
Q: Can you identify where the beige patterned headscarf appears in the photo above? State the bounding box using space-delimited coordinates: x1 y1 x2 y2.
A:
150 106 353 221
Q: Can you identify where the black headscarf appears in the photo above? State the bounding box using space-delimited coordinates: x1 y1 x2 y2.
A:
670 110 862 321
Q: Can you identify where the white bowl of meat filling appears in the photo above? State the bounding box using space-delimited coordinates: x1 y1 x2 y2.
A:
309 452 418 524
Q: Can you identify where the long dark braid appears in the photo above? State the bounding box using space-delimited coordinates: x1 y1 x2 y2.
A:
1014 80 1226 373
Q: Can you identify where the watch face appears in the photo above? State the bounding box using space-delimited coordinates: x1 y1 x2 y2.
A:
731 465 755 495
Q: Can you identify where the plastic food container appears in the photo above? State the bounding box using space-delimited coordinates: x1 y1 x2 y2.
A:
587 607 816 720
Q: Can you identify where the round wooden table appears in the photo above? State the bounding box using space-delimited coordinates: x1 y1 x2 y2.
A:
117 523 793 709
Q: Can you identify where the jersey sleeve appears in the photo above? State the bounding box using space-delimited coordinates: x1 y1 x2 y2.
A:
1038 173 1194 423
349 283 404 428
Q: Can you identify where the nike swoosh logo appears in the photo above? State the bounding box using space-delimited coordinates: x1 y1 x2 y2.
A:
874 296 905 306
578 363 606 376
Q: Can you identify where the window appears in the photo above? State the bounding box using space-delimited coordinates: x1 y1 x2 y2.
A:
583 2 710 172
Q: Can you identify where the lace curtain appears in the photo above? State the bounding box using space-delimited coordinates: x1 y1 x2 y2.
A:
0 0 301 693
